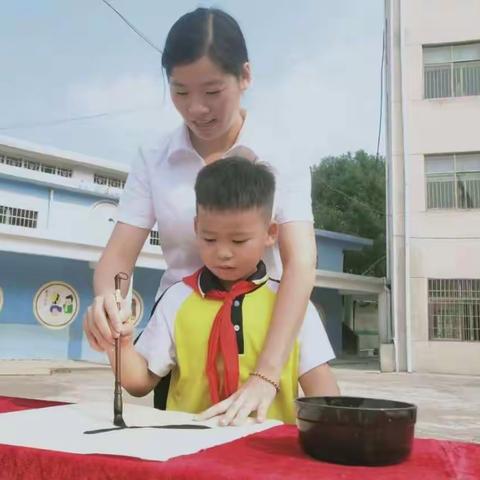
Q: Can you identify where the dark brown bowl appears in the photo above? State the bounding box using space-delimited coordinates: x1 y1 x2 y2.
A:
295 396 417 466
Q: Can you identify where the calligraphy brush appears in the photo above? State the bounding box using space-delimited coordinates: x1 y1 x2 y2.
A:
113 272 129 427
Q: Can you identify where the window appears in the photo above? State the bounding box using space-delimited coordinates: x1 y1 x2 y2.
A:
429 279 480 342
424 42 480 98
93 173 126 189
426 153 480 209
0 154 73 178
149 230 160 246
0 205 38 228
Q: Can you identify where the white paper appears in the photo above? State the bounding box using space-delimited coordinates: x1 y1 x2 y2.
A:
0 402 281 461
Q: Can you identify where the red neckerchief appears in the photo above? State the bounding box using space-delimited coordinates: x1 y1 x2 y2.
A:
183 265 266 404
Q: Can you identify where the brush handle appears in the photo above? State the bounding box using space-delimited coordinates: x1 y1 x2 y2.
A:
114 337 122 413
112 272 128 426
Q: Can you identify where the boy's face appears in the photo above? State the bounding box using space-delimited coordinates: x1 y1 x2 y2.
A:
194 206 277 287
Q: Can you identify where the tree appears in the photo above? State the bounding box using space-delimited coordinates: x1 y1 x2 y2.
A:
311 150 386 277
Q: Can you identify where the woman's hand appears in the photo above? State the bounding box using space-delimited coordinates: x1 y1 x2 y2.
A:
83 294 133 352
195 375 277 426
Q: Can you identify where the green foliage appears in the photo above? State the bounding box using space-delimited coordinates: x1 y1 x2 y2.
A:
311 150 386 277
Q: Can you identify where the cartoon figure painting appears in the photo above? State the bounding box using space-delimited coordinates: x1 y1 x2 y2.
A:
34 282 79 329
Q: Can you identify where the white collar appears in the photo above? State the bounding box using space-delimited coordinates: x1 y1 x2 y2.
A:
166 111 257 163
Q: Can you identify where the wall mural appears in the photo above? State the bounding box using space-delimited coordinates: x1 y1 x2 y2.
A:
33 282 79 329
130 290 144 328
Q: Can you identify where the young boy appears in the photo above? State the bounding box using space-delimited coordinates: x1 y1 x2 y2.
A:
109 157 339 424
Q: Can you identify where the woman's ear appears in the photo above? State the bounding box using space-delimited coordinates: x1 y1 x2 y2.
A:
239 62 252 91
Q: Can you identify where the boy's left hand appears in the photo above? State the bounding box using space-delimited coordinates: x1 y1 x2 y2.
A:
195 375 276 426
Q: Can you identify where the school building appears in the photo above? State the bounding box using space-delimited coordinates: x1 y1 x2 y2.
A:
0 135 384 365
385 0 480 374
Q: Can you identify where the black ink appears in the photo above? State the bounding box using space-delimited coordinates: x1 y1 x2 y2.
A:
84 424 211 434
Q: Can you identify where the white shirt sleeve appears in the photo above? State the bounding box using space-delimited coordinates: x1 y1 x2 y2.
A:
274 163 314 224
298 301 336 376
117 147 156 229
134 293 176 378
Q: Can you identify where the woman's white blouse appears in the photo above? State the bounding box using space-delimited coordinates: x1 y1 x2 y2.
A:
117 114 313 298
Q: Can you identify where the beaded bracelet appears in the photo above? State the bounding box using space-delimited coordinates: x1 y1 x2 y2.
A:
249 371 280 393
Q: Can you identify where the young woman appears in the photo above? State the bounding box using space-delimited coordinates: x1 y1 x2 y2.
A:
83 7 317 425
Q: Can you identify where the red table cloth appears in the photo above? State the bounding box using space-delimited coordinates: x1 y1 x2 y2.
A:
0 395 479 480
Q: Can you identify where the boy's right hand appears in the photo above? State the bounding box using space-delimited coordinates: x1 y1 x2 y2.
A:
83 294 133 352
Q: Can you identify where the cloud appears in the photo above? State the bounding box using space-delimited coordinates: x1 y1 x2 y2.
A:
65 74 181 163
246 48 382 168
64 42 383 167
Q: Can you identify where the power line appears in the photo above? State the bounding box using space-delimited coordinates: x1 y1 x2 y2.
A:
376 22 386 161
318 178 388 217
99 0 163 55
0 106 160 131
361 255 386 275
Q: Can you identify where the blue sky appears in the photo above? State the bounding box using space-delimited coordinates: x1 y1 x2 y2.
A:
0 1 384 166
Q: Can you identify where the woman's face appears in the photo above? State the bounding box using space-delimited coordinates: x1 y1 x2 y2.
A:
169 56 250 144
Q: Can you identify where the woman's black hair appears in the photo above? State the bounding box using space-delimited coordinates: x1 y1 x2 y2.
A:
161 7 249 78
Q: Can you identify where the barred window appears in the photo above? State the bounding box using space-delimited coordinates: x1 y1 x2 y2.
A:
94 173 126 189
0 154 72 178
429 279 480 342
149 230 160 246
2 156 23 167
424 42 480 99
426 153 480 209
0 205 38 228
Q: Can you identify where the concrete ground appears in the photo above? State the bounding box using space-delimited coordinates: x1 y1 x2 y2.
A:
0 360 478 444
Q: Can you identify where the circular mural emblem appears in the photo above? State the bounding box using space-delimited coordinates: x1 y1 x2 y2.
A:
33 282 79 329
129 290 144 327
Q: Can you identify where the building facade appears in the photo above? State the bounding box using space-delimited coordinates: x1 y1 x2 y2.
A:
0 136 165 364
0 135 382 364
385 0 480 374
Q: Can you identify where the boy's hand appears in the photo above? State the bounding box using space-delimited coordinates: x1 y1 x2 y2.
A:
83 294 133 352
195 375 277 426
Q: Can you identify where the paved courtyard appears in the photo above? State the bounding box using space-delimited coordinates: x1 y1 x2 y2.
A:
0 360 478 443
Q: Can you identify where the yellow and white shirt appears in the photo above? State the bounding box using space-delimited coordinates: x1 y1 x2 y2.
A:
135 267 335 424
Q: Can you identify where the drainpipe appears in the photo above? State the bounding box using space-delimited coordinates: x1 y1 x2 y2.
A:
385 0 400 372
47 188 54 229
399 0 413 372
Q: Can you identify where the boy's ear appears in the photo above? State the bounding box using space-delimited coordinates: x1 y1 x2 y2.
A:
265 221 278 247
193 216 198 235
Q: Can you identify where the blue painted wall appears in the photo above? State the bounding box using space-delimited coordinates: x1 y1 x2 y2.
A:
0 177 49 200
0 251 162 360
316 238 344 271
311 287 343 355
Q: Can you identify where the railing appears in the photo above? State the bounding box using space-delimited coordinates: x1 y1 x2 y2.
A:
424 60 480 99
0 205 38 229
93 173 126 189
0 154 73 178
149 230 160 246
429 279 480 342
426 173 480 209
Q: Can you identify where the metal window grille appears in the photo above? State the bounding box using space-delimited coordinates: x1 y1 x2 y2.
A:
0 205 38 228
94 173 126 189
149 230 160 246
4 156 23 167
0 153 72 178
424 43 480 99
429 279 480 342
426 153 480 209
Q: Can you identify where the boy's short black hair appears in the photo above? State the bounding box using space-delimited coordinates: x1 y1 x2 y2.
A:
195 156 275 218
